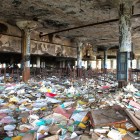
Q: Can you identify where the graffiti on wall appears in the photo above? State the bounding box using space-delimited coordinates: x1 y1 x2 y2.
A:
0 34 77 58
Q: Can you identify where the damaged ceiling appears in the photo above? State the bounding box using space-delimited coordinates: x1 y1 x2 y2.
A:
0 0 140 54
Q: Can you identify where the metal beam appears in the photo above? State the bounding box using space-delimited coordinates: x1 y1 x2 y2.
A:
40 18 118 37
40 13 140 37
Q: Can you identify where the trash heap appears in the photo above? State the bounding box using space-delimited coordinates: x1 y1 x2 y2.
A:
0 76 140 140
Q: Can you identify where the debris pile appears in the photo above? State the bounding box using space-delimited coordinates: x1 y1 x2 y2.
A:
0 76 140 140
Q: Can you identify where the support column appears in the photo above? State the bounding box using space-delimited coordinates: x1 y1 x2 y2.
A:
137 57 140 69
77 42 83 69
22 29 31 82
60 61 62 68
36 56 40 68
62 60 65 68
111 59 114 71
119 2 132 52
41 62 43 68
16 21 38 82
103 49 107 73
117 0 132 87
96 59 99 70
43 62 46 68
136 56 140 82
77 42 83 77
87 60 92 69
101 59 104 72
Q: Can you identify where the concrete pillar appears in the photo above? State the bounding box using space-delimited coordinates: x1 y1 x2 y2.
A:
60 61 62 68
43 62 46 68
40 62 44 68
118 0 132 87
111 59 114 70
62 60 65 68
137 57 140 69
36 56 40 68
87 60 92 69
103 50 107 73
77 42 83 77
77 42 83 69
96 59 99 69
22 29 31 82
119 1 132 52
41 62 45 68
101 59 104 71
16 20 38 82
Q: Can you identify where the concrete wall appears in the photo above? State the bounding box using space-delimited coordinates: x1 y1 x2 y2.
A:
0 22 77 58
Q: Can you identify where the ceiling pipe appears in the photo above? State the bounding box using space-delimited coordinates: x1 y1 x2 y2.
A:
40 13 140 37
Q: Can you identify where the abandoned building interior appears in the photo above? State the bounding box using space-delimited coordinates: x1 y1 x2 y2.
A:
0 0 140 140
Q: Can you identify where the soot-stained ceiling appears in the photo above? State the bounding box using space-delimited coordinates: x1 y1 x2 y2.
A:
0 0 140 54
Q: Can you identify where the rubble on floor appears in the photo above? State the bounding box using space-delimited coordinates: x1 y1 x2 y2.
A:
0 76 140 140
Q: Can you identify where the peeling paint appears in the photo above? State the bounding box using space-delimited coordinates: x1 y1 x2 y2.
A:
0 35 21 52
119 1 132 52
0 34 77 58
